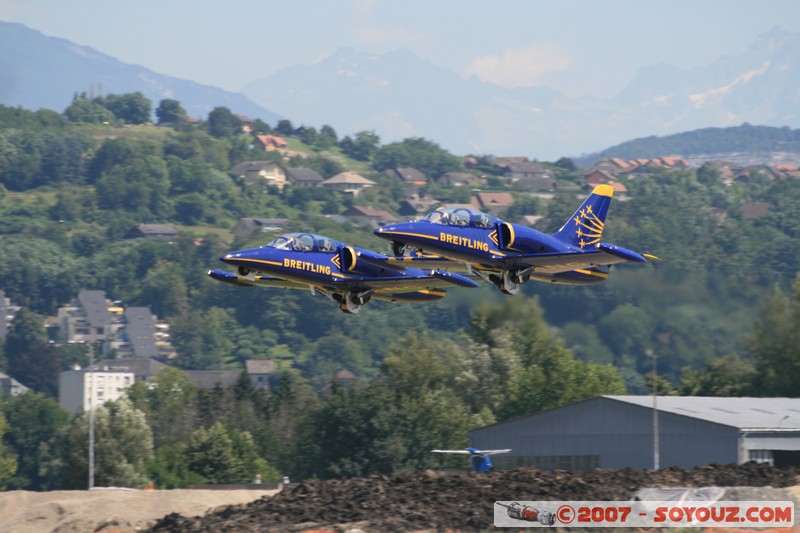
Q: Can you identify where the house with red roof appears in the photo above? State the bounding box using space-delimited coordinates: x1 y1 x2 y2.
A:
254 134 288 152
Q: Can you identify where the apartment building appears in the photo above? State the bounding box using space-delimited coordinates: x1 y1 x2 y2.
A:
59 367 135 415
57 291 175 359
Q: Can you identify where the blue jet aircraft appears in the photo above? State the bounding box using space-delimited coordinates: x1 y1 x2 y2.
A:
432 448 511 472
207 232 478 314
373 185 655 295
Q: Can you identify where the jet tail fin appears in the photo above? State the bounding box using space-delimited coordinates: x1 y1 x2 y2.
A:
551 184 614 249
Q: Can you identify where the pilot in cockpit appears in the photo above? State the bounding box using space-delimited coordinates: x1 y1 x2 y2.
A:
269 236 294 250
427 210 449 224
319 238 335 252
295 234 314 251
475 213 491 228
451 210 469 226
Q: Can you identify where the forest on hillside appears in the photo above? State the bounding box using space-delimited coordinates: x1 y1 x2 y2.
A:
0 94 798 489
577 123 800 165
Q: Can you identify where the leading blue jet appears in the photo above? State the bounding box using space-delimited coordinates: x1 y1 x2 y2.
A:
373 185 655 295
207 232 478 314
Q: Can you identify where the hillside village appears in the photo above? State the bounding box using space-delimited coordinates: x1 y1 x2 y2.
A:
2 113 800 395
1 120 798 414
211 126 800 230
1 98 800 494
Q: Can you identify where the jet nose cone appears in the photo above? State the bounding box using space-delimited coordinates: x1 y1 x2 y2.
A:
220 252 240 264
375 225 396 236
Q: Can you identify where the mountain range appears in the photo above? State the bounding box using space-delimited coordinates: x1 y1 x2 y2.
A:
2 21 799 161
0 22 282 125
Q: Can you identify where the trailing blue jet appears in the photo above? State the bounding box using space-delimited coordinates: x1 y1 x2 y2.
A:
373 185 655 295
207 232 478 314
432 448 511 472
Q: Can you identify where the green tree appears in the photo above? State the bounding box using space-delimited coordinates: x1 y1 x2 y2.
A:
559 323 615 364
746 275 800 396
39 132 91 185
678 353 756 396
297 126 318 146
87 137 161 183
275 119 294 136
294 155 344 179
301 380 404 478
174 192 212 224
339 130 380 161
553 157 577 171
0 411 17 488
395 387 474 471
8 343 60 398
156 98 188 125
4 307 47 362
598 304 655 370
314 124 338 150
468 298 626 420
146 442 203 488
137 261 190 317
170 308 236 369
95 154 171 216
103 92 152 125
0 237 84 314
373 137 462 178
207 107 241 138
382 332 452 396
63 95 114 124
185 422 246 483
50 186 97 222
0 130 45 190
444 331 520 415
1 392 70 489
229 429 281 483
128 368 199 448
5 308 61 396
63 399 154 488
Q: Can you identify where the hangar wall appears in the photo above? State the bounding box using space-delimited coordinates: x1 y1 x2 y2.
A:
469 397 740 470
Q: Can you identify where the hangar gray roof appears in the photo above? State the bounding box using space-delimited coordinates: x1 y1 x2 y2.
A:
605 395 800 430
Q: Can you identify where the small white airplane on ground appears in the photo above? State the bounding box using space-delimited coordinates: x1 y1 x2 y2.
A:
432 447 511 472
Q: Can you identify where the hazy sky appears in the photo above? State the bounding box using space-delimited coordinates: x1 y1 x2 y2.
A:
3 0 800 98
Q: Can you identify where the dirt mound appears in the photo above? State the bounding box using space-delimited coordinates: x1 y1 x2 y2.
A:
0 488 278 533
146 463 800 533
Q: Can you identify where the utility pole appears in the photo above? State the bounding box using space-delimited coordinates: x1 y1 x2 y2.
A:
648 350 660 470
88 371 95 489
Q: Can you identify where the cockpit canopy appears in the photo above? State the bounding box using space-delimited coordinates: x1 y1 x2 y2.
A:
266 232 340 252
424 207 496 228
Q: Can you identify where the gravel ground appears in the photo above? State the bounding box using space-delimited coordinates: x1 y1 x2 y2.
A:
145 463 800 533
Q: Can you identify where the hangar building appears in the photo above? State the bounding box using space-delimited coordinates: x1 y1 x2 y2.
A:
469 396 800 471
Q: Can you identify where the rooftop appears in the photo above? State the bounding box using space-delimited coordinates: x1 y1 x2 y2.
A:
605 395 800 430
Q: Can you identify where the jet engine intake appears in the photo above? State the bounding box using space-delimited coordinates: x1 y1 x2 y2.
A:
339 246 358 272
498 222 515 249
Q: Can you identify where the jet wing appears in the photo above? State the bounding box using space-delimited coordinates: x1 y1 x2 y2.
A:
209 268 477 295
496 243 649 273
481 449 512 455
358 253 470 271
431 449 511 455
331 270 478 291
431 449 472 454
207 269 308 289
